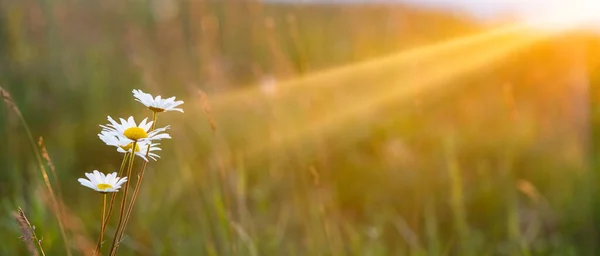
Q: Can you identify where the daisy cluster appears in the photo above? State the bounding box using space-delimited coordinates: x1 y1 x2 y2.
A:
78 89 184 193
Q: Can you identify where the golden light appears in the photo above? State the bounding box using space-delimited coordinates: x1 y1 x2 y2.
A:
189 5 577 161
235 24 552 158
208 22 531 109
523 0 600 32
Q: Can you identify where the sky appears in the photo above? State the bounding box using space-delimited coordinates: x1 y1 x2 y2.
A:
266 0 600 30
270 0 526 18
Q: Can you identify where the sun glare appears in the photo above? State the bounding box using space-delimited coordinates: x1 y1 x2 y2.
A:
524 1 600 31
241 27 547 158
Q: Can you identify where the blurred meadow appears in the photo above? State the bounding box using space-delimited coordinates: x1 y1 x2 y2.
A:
3 0 600 255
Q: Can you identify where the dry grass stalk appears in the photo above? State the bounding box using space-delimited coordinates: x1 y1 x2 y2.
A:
38 137 66 218
0 85 23 117
1 85 72 255
39 189 96 256
198 89 217 133
38 137 57 179
14 207 45 256
309 166 320 187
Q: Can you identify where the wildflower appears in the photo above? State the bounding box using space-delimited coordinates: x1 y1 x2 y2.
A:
100 116 170 142
78 170 127 193
133 89 184 113
98 131 162 161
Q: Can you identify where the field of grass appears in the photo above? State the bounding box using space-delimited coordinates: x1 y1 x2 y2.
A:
3 0 600 255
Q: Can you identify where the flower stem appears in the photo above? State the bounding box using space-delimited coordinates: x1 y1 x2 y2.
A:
108 143 137 256
95 194 107 255
102 153 129 228
113 112 158 255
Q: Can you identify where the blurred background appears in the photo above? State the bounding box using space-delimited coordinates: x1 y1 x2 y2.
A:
2 0 600 255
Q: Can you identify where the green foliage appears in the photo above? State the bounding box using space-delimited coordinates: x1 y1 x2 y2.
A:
1 0 600 255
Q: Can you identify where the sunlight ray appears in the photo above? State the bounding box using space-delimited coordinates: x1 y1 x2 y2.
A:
208 22 536 108
240 29 551 159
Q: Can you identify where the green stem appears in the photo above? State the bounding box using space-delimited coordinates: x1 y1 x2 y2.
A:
114 112 158 255
95 194 107 255
103 153 130 227
108 142 137 256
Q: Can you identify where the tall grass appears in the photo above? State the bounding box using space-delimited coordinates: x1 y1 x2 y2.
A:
1 86 72 255
14 207 45 256
1 0 600 255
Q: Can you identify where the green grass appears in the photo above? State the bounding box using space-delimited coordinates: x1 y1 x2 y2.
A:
1 0 600 255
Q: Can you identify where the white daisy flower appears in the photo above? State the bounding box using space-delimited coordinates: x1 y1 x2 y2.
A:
78 170 128 193
100 116 171 143
98 131 162 162
133 89 184 113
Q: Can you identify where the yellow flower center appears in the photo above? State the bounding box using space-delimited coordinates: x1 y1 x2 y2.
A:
149 106 166 113
97 183 113 191
120 142 141 152
123 127 148 141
